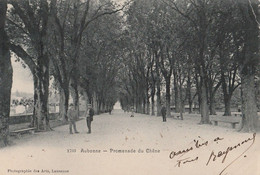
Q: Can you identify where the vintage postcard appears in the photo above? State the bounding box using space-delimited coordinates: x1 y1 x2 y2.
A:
0 0 259 175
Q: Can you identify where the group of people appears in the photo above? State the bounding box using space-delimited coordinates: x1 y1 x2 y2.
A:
128 105 167 122
68 103 167 134
67 103 94 134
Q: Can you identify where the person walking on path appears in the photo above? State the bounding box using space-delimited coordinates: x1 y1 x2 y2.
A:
108 108 112 115
130 106 134 117
86 104 95 134
161 105 167 122
67 104 79 134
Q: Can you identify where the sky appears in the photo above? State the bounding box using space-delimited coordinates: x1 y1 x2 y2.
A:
11 56 34 93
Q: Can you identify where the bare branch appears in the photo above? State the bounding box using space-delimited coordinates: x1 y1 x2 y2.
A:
79 0 90 36
83 1 131 31
248 0 260 27
162 0 198 29
9 0 33 34
23 0 37 30
6 18 29 35
10 43 36 72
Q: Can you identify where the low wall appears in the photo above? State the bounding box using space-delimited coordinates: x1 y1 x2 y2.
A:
10 111 85 125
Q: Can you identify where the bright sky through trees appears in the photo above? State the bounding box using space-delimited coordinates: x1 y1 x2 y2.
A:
11 56 33 93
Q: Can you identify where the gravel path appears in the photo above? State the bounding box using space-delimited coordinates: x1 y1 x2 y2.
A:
0 109 259 175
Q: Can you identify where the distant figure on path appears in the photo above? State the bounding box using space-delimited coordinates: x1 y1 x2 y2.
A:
161 105 167 122
86 104 95 134
130 106 134 117
67 104 79 134
108 108 112 115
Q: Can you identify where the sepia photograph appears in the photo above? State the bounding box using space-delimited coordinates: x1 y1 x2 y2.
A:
0 0 259 175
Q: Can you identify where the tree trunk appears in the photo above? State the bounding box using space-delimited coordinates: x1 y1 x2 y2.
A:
137 98 142 113
187 71 193 114
98 100 102 114
151 84 155 115
197 6 208 119
199 76 210 124
59 86 69 121
145 79 150 114
151 92 155 116
35 57 51 131
70 76 79 118
209 93 216 115
174 72 180 113
165 77 171 117
59 88 65 118
93 92 98 114
188 100 193 114
179 81 184 120
223 95 232 116
221 72 232 116
197 94 201 114
155 53 161 116
146 96 150 115
29 75 37 127
83 90 89 111
195 73 201 114
135 95 138 113
238 0 259 132
0 0 13 146
240 74 258 132
150 60 156 116
143 98 146 114
156 81 161 116
209 97 216 115
102 101 105 112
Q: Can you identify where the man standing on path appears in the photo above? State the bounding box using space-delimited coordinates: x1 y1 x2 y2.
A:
86 104 94 134
161 105 167 122
108 108 112 115
68 104 79 134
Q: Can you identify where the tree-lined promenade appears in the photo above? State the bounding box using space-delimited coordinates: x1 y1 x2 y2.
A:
0 0 259 147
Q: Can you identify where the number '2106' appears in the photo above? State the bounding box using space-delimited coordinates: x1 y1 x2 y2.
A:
67 149 76 153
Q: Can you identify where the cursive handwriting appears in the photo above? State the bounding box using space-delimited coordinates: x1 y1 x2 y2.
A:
194 139 208 148
214 137 224 142
169 147 193 159
217 133 256 175
169 133 256 174
206 133 256 166
169 136 223 159
175 157 199 167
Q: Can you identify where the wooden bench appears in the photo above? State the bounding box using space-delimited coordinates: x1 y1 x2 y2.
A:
10 128 36 138
173 115 183 120
233 112 242 117
211 119 239 129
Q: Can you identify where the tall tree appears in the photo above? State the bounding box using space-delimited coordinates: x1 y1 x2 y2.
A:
8 0 53 130
67 0 128 113
48 0 72 121
210 1 241 116
166 0 218 124
78 4 124 114
0 0 13 146
237 0 259 132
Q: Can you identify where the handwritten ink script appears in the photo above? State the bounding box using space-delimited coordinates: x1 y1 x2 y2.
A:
169 133 256 175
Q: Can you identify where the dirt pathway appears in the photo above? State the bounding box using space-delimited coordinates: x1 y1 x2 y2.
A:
0 109 259 175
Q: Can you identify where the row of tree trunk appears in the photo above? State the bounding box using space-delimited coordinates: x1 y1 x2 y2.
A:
0 0 13 146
